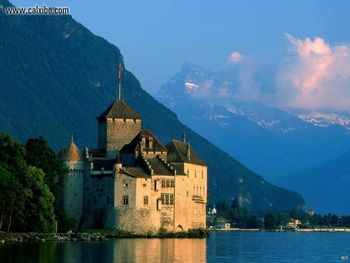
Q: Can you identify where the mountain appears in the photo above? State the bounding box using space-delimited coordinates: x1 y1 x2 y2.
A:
157 63 350 181
292 110 350 130
277 150 350 214
0 0 304 212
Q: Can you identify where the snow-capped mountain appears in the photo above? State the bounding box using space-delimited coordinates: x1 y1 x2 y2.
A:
294 111 350 130
156 63 350 181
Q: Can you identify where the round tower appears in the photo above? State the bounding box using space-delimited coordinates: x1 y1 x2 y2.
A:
59 138 84 229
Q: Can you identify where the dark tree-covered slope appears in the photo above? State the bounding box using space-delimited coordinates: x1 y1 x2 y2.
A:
0 0 305 212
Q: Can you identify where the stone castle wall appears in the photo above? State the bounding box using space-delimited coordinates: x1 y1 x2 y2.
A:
63 160 84 229
98 118 141 158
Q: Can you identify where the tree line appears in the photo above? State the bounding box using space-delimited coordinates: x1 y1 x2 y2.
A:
211 199 350 229
0 133 74 233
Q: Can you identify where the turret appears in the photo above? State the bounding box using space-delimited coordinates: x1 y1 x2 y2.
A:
114 152 123 172
59 137 84 230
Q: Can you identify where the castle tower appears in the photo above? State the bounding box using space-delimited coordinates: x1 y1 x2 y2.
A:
97 100 142 158
59 138 84 229
97 59 142 158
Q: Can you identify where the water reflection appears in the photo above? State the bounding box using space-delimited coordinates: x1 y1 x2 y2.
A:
0 238 207 263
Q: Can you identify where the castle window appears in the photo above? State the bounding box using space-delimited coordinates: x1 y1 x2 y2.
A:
123 180 129 188
154 180 159 191
143 196 149 205
169 194 174 205
123 195 129 205
161 194 174 205
161 179 165 188
123 118 126 122
165 179 170 188
170 179 175 187
133 119 136 123
143 183 147 187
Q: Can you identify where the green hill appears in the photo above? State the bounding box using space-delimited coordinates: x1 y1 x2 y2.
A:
0 0 304 212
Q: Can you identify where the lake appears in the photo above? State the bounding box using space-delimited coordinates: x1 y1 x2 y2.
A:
1 231 349 262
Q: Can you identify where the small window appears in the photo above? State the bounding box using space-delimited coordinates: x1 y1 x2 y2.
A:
161 194 165 205
143 183 147 187
123 118 126 122
144 196 149 205
154 180 159 191
165 194 169 205
123 195 129 205
165 179 170 188
169 194 174 205
161 179 165 188
123 180 129 188
170 179 175 187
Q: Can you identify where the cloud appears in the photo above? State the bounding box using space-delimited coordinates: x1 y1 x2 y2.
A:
276 34 350 110
228 51 243 64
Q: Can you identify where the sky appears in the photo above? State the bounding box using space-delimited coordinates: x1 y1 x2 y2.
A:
11 0 350 110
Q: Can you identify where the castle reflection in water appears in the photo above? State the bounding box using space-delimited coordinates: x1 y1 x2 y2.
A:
59 238 207 263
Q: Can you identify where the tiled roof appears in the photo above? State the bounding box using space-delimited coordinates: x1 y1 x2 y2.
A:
88 148 107 158
123 167 151 178
166 140 206 166
59 142 81 161
147 157 174 176
92 159 115 170
120 129 167 153
97 100 141 120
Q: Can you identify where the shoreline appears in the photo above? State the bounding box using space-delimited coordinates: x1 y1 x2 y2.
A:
0 229 208 243
209 228 350 232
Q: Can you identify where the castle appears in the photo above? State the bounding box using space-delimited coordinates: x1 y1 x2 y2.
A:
59 64 207 233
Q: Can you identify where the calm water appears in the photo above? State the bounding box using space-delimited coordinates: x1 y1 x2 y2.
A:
1 232 350 263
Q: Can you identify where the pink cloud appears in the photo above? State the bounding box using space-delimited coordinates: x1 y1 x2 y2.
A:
277 34 350 110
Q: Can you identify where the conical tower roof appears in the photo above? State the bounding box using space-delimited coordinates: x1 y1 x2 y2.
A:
59 141 81 161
